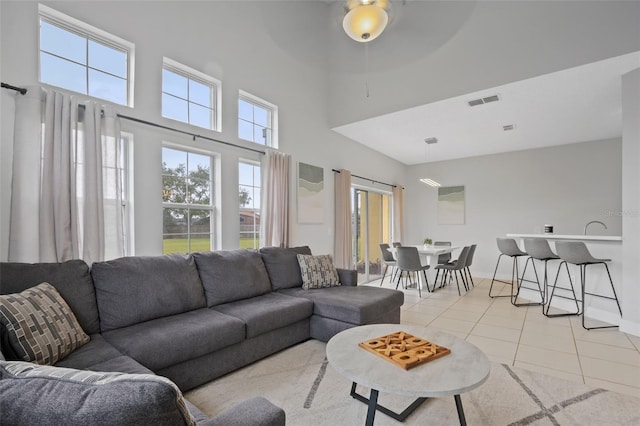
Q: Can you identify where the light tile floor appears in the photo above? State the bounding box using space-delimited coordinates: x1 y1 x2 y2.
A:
364 275 640 399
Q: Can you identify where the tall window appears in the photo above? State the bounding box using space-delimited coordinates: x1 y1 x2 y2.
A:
238 90 278 147
38 5 134 106
239 161 261 249
162 58 221 131
162 147 215 254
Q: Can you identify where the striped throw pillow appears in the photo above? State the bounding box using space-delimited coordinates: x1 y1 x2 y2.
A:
0 282 89 365
296 254 341 289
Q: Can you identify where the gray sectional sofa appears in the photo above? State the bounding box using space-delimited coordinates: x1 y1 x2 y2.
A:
0 246 404 425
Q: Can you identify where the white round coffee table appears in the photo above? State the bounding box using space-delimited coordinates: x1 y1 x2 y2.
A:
326 324 490 425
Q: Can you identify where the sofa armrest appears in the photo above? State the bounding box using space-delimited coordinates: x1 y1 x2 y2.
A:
336 268 357 287
199 397 285 426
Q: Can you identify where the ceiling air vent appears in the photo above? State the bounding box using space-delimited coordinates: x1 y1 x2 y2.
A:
503 124 515 131
468 94 501 107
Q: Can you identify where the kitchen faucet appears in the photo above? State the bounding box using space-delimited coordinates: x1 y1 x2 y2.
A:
584 220 607 235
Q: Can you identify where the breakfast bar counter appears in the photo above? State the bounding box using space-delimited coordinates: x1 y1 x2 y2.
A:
506 233 623 326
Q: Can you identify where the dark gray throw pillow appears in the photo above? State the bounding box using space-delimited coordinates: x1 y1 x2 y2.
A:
0 361 196 426
259 246 312 291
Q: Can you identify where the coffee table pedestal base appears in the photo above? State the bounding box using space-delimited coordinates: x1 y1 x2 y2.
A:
350 382 467 426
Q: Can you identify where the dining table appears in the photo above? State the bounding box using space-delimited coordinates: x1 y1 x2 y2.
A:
388 245 460 291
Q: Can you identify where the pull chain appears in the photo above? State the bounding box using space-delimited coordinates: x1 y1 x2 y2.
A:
364 43 370 98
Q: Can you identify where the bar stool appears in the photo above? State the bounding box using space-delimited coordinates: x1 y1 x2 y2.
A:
489 238 528 300
513 238 557 308
551 241 623 330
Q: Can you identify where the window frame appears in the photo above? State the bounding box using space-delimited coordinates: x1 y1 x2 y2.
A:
162 58 222 132
38 4 135 107
238 159 261 249
161 144 217 254
238 90 278 148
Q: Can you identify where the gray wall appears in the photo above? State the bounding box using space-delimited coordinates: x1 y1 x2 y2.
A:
404 139 623 278
621 69 640 335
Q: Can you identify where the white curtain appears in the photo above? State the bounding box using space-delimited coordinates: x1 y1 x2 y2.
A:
392 185 404 244
334 169 352 269
8 86 125 265
260 149 290 248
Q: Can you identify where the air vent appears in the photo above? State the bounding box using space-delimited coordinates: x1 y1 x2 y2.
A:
468 94 501 107
424 137 438 144
503 124 515 131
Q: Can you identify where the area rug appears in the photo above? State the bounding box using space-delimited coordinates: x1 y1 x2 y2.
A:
185 340 640 425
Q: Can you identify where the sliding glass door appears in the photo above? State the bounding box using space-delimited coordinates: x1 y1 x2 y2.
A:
353 187 392 283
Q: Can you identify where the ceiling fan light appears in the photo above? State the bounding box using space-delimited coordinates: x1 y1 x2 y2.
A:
343 4 389 42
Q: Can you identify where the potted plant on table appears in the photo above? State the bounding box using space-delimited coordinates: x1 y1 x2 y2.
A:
423 238 433 248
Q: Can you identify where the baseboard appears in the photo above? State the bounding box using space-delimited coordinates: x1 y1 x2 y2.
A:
619 319 640 338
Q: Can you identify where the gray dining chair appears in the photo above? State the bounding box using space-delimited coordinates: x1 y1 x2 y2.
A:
434 246 470 296
433 241 452 286
379 243 398 286
395 246 430 297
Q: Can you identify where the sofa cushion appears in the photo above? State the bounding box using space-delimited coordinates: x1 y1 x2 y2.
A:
278 286 404 325
54 333 123 370
91 255 206 332
102 308 245 371
259 246 312 291
212 293 314 338
0 361 196 426
0 260 99 335
297 254 340 289
193 250 272 306
0 282 90 365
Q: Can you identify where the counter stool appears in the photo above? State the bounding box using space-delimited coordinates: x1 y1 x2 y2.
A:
489 238 528 300
513 238 558 308
551 241 622 330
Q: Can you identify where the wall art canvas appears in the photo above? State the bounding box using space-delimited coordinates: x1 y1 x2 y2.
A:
438 186 465 225
297 162 324 223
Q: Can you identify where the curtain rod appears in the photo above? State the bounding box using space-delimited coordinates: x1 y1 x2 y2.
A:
2 82 27 95
1 81 265 156
332 169 400 189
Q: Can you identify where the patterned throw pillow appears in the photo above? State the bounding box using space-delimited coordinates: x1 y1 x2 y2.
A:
0 282 90 365
0 361 196 426
296 254 341 289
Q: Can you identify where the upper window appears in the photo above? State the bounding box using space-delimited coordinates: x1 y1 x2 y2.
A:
239 161 261 249
162 58 221 131
238 90 278 148
38 4 134 106
162 147 215 254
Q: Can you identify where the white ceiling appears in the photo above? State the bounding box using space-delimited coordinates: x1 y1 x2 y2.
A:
333 51 640 165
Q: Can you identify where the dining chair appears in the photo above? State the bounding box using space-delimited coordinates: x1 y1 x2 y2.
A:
395 246 431 297
379 243 398 286
434 246 470 296
433 241 452 285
